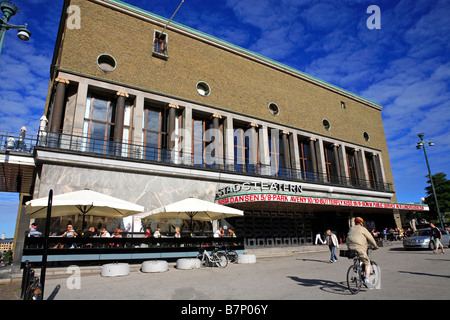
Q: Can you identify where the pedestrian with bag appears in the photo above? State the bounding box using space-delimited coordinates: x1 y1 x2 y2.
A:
429 223 445 254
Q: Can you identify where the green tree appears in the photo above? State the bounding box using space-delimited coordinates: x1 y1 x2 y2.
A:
423 172 450 222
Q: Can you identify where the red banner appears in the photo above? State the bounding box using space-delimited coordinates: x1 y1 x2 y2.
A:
216 194 428 211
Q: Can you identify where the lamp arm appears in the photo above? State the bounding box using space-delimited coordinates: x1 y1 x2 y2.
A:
0 21 28 29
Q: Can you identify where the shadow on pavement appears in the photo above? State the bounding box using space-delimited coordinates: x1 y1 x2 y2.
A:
287 276 352 296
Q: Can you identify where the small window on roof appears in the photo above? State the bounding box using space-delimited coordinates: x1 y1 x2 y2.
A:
153 31 168 59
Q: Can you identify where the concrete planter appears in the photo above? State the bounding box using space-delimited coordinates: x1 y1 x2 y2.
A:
237 254 256 264
101 263 130 277
176 258 201 270
141 260 169 273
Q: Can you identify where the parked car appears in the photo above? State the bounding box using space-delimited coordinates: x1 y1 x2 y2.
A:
403 228 450 250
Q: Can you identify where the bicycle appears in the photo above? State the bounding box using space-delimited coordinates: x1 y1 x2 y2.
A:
219 245 238 264
21 266 42 300
341 247 380 294
197 246 229 268
24 275 42 300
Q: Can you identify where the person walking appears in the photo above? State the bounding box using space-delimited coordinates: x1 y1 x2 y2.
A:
429 223 445 254
324 230 339 263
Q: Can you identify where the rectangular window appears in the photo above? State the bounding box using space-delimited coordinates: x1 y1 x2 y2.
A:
143 105 168 161
269 129 281 177
83 93 116 155
233 123 259 174
298 137 312 180
324 144 338 183
366 153 377 189
192 115 213 167
346 150 359 186
153 31 168 59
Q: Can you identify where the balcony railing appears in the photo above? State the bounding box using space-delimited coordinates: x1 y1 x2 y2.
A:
0 131 36 154
15 130 394 193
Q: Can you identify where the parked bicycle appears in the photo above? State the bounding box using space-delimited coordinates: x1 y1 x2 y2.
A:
21 261 42 300
197 246 228 268
219 245 238 264
341 247 380 294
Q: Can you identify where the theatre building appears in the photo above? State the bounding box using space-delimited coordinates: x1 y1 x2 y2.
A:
6 0 429 265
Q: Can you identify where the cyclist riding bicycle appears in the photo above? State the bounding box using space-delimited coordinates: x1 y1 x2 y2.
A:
346 217 379 287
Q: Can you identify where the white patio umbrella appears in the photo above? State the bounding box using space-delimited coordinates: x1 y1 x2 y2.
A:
25 190 144 228
140 197 244 233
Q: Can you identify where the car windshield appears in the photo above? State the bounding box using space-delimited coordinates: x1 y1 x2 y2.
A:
413 230 431 237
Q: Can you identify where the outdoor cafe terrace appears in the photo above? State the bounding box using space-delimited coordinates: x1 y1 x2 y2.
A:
23 235 245 268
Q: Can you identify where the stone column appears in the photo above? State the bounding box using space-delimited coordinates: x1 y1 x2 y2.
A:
167 103 179 151
114 91 128 155
211 113 223 167
181 106 192 165
258 125 270 176
309 137 318 175
315 138 326 182
132 95 144 159
247 123 258 173
332 143 341 182
50 78 70 134
289 133 301 178
223 116 234 170
281 131 291 170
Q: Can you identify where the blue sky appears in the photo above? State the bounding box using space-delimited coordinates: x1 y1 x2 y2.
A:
0 0 449 238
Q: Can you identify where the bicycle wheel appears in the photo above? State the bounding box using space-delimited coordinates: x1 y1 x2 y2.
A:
346 263 362 294
366 261 380 288
197 253 208 267
214 252 228 268
227 250 238 263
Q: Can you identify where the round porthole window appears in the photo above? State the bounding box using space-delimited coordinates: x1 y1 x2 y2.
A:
363 132 370 141
268 103 280 116
196 81 211 97
322 119 331 131
97 54 117 72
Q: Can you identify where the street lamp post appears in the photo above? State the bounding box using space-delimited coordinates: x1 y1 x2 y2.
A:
0 1 31 55
416 133 444 230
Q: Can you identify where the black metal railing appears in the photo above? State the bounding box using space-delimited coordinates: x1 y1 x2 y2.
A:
23 236 245 267
0 131 37 154
4 129 393 193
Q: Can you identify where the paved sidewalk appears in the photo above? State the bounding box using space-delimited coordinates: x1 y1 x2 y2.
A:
4 241 448 302
40 242 450 300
